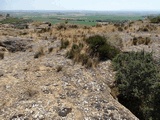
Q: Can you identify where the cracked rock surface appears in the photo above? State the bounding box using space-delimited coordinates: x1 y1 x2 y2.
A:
0 21 150 119
0 37 138 120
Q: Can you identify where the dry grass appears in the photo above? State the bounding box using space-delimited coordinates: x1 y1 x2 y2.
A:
132 36 151 45
34 47 44 58
0 52 4 59
38 21 157 68
110 87 119 100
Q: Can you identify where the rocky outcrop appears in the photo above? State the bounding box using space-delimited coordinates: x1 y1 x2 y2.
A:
0 36 138 119
2 19 160 119
0 37 33 53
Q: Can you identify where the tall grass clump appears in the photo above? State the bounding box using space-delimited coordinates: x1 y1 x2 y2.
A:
112 51 160 120
66 43 95 68
66 35 120 68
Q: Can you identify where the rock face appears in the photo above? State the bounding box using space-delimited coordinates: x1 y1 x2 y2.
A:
0 38 32 53
0 36 138 120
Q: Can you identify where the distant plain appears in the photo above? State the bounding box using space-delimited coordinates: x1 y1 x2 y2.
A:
1 10 160 25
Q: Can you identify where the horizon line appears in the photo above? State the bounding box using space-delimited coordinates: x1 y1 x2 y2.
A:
0 9 160 12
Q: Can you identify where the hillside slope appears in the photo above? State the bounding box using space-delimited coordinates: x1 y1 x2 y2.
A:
1 19 160 119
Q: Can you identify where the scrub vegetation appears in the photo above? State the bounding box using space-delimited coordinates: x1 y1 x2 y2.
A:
112 51 160 120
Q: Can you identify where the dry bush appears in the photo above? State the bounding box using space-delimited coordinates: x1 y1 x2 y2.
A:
48 47 54 53
20 88 39 101
31 21 42 27
96 23 102 27
60 39 69 49
34 47 44 58
56 65 63 72
68 24 78 28
138 24 157 32
108 35 123 49
83 26 91 29
118 27 123 32
0 52 4 59
66 35 120 68
56 23 66 30
65 43 96 68
124 26 128 30
138 27 148 32
132 37 151 45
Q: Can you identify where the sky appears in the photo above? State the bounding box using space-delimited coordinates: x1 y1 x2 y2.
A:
0 0 160 11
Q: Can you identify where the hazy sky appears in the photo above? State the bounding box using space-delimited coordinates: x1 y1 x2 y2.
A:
0 0 160 11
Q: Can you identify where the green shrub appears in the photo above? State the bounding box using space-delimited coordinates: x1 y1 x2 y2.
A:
112 51 160 120
152 83 160 120
86 35 120 60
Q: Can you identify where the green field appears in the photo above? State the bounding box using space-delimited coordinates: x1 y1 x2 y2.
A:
28 14 143 26
0 11 146 26
23 14 143 26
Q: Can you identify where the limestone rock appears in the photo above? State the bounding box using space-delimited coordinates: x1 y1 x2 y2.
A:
4 20 160 119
